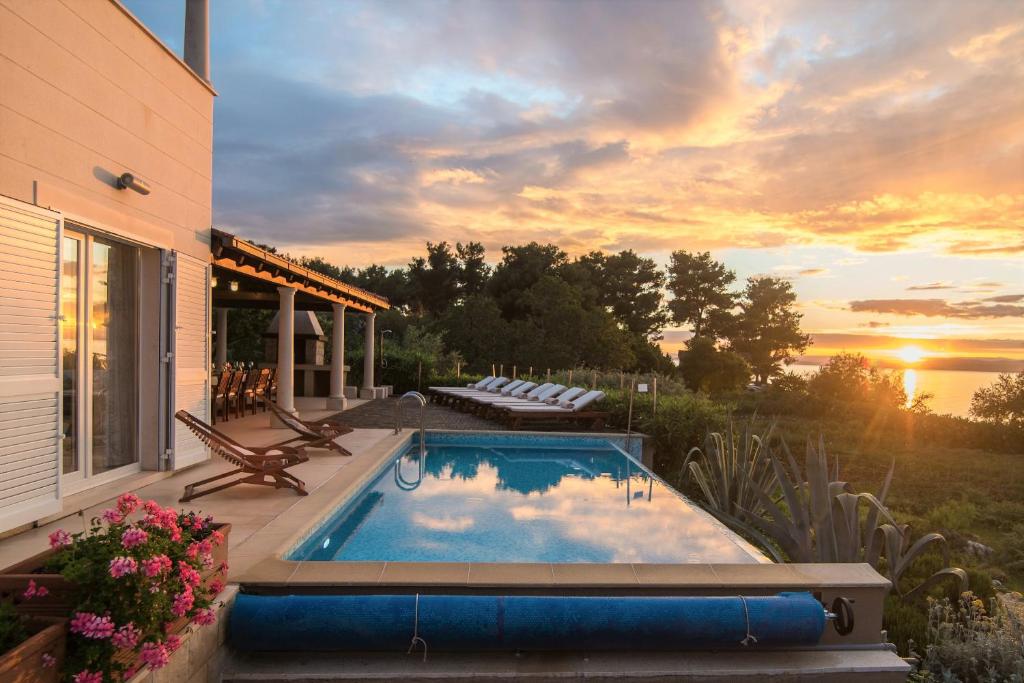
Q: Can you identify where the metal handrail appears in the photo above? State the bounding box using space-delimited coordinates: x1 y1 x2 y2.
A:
395 391 427 457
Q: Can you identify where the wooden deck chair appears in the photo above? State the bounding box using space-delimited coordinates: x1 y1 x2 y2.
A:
267 402 354 455
174 410 310 502
211 370 232 425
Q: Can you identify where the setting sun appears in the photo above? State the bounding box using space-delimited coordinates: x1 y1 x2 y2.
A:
896 345 927 364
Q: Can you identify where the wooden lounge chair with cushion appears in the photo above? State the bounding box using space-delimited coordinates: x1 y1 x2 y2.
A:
500 390 609 430
174 410 310 502
267 402 354 455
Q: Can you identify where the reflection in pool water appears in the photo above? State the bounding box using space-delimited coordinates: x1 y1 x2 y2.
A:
290 440 765 564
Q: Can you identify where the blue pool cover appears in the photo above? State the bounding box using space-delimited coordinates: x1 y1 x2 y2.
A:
230 592 825 652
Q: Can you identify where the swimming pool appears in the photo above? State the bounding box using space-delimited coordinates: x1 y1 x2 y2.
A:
288 432 765 564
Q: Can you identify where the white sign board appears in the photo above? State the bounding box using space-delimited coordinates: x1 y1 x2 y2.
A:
637 383 649 393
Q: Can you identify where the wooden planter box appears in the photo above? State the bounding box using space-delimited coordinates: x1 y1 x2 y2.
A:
0 617 66 683
0 524 231 618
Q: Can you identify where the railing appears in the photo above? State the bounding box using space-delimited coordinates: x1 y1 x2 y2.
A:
394 391 427 457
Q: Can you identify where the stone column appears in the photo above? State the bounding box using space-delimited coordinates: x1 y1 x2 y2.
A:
273 286 296 424
214 308 228 369
360 312 376 398
327 303 347 410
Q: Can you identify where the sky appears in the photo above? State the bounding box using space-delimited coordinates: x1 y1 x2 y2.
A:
126 0 1023 367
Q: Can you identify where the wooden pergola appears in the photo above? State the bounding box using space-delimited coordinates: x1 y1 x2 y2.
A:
209 229 391 416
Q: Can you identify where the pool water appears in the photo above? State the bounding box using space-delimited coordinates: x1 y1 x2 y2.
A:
289 434 765 564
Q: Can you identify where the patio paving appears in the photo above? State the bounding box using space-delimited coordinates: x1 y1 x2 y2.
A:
0 397 396 580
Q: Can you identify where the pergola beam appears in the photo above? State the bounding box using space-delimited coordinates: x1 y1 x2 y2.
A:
213 257 374 314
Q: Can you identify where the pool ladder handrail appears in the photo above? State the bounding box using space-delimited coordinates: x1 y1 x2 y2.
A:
395 391 427 457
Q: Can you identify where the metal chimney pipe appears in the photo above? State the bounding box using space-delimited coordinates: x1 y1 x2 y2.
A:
184 0 210 82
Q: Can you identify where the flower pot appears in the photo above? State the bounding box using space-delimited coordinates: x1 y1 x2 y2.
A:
0 617 66 683
0 524 231 618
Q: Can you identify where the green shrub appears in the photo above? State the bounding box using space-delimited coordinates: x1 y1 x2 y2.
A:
910 592 1024 682
0 599 28 655
885 595 929 657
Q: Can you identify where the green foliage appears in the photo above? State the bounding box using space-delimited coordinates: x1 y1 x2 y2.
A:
571 250 668 339
727 276 811 384
375 325 461 393
910 592 1024 682
678 336 751 394
0 599 28 656
601 389 727 474
407 241 462 317
683 432 967 600
679 420 778 521
666 250 737 339
885 594 930 658
970 371 1024 429
487 242 569 319
806 352 915 417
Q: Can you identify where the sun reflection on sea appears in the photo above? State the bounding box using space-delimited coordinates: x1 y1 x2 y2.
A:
904 369 918 408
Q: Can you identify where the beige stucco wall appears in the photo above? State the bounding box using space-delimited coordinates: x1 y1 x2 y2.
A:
0 0 214 260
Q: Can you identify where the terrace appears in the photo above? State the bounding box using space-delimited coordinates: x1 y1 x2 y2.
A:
0 395 910 680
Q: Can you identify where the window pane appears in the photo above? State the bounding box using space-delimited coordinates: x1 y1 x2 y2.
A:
61 237 80 476
91 238 138 474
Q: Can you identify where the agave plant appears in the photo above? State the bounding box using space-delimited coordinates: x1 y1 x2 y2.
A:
678 420 778 521
685 430 967 602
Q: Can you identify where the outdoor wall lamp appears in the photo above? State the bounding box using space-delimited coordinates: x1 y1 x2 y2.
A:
210 275 218 288
229 280 239 292
116 172 151 195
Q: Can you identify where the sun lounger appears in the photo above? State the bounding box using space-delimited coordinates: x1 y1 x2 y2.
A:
174 410 310 502
429 376 495 393
462 381 536 405
267 402 353 455
476 384 569 417
502 390 609 429
429 377 510 405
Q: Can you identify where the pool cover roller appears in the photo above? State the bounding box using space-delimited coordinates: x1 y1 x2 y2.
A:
230 592 825 652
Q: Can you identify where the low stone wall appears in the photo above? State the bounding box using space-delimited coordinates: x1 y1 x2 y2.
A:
128 586 237 683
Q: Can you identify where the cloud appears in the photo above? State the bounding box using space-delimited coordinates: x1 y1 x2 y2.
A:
799 268 830 277
907 281 955 290
859 321 891 328
123 0 1024 271
985 294 1024 303
849 298 1024 318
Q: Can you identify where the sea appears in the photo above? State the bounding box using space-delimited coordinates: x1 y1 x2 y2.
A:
788 364 1001 418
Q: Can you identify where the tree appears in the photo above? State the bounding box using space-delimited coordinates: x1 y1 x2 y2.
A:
439 295 512 370
727 276 810 384
574 250 668 340
677 336 751 394
970 371 1024 428
352 265 411 309
407 242 461 317
666 251 736 339
456 242 490 297
487 243 568 318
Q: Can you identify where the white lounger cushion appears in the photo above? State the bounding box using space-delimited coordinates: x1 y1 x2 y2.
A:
496 379 525 395
471 382 547 404
434 377 507 393
491 385 567 407
507 390 606 412
545 387 585 405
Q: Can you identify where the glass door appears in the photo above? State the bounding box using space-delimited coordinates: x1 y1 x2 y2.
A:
61 228 140 491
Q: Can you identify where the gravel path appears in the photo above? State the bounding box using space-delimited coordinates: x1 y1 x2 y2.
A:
326 397 503 431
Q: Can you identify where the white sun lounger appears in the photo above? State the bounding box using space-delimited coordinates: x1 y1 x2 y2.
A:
484 384 567 408
505 389 606 412
468 381 540 404
433 377 509 395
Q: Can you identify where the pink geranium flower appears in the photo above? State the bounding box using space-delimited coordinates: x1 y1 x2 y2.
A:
121 527 149 549
23 579 49 600
70 612 115 639
112 622 141 649
178 561 202 587
101 508 123 524
192 607 216 626
40 653 56 668
142 553 172 578
140 641 170 669
117 492 142 515
109 556 138 578
170 586 194 617
48 529 72 549
207 579 225 596
166 634 182 653
73 671 103 683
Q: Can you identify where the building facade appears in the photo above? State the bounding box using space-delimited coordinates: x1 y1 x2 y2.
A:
0 0 216 531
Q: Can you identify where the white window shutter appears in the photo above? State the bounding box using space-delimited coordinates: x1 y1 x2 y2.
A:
170 252 211 469
0 196 63 532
